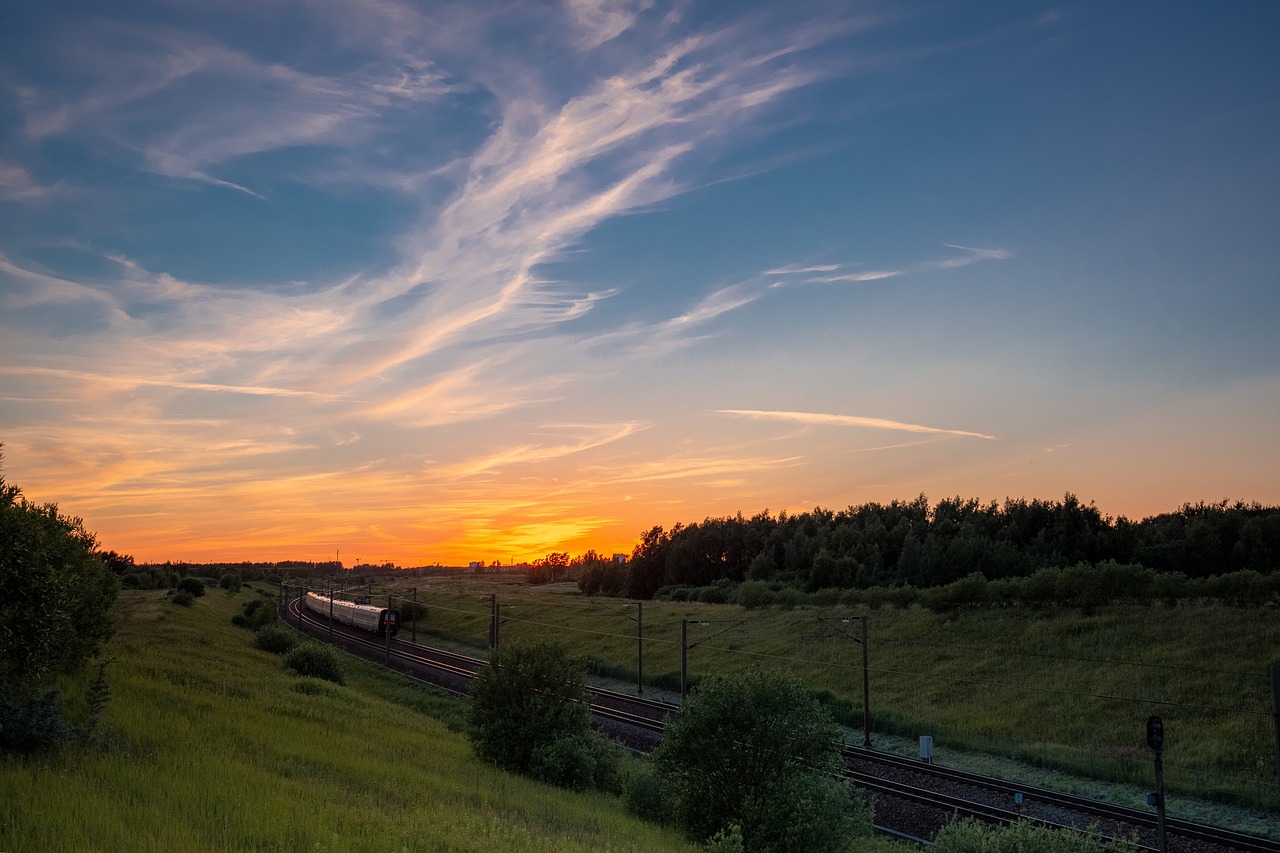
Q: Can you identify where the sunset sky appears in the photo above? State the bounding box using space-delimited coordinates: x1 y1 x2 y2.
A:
2 1 1278 567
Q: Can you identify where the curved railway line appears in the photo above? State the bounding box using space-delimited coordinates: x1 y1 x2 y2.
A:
283 596 1278 852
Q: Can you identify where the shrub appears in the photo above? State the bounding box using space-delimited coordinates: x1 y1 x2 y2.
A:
1056 563 1109 611
171 590 195 606
120 572 159 590
233 598 277 630
921 572 989 613
83 661 112 738
653 669 871 851
623 762 673 823
736 581 771 609
176 577 206 598
772 587 802 610
655 585 692 602
468 640 593 782
704 824 745 853
535 732 604 788
253 623 298 654
283 643 344 684
1020 567 1061 609
0 688 73 753
696 581 737 604
1 457 118 690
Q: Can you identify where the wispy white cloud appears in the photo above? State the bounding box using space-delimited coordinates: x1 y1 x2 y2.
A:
766 243 1010 288
800 270 902 284
434 421 647 478
666 283 760 327
0 365 346 401
763 263 840 275
929 243 1013 269
0 160 59 200
716 409 998 440
565 0 655 48
16 22 452 195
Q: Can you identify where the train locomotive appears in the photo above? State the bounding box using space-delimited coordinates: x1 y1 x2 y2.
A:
304 591 399 637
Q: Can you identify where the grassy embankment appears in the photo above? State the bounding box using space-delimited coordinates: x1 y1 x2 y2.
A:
387 577 1280 823
1 586 716 853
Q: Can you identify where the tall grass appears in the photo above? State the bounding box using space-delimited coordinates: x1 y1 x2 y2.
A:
387 578 1280 816
0 587 701 853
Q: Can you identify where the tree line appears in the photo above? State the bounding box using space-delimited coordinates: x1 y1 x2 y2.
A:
576 495 1280 601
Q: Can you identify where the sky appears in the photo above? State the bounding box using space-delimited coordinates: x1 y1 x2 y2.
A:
1 1 1278 567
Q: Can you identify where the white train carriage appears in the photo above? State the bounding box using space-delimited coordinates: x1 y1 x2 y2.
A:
304 591 399 636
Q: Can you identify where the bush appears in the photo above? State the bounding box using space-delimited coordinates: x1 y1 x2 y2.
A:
736 581 771 609
655 585 692 602
1 456 118 691
696 581 737 604
283 643 344 684
653 669 870 851
529 733 622 791
623 763 673 823
171 590 195 606
232 598 277 630
120 571 161 590
772 587 802 610
0 688 73 753
176 577 206 598
468 640 594 784
253 623 298 654
704 824 745 853
921 572 989 613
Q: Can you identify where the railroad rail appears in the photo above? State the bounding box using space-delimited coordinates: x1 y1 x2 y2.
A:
283 596 1278 852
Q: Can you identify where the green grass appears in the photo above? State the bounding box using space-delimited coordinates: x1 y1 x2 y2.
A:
384 578 1280 819
1 587 708 853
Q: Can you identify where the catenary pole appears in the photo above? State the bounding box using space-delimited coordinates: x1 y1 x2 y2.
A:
1271 663 1280 798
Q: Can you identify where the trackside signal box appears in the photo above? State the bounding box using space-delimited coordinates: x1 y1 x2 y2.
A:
1146 715 1164 750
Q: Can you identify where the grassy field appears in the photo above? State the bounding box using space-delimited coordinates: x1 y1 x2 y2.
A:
2 586 719 853
371 575 1280 822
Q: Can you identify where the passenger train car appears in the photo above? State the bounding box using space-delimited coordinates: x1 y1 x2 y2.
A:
304 591 399 637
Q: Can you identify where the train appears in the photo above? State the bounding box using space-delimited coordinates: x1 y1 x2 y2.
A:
304 591 400 637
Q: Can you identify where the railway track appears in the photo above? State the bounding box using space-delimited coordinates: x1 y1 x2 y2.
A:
283 597 1278 851
846 747 1280 853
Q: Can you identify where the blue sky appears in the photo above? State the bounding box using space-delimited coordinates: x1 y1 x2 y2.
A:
1 1 1277 565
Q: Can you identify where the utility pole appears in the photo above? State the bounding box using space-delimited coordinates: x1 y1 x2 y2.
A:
680 618 745 700
812 615 872 748
859 615 870 748
1147 716 1168 853
636 601 644 696
385 594 392 666
1271 663 1280 798
613 602 645 695
489 594 499 648
681 619 688 699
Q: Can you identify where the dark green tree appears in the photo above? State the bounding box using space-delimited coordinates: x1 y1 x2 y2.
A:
467 640 591 776
0 454 118 689
653 669 870 852
1 450 118 752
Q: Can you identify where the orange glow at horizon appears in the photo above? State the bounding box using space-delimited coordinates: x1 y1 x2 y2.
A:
7 381 1279 569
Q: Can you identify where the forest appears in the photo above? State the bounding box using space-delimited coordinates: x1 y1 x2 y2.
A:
570 495 1280 604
